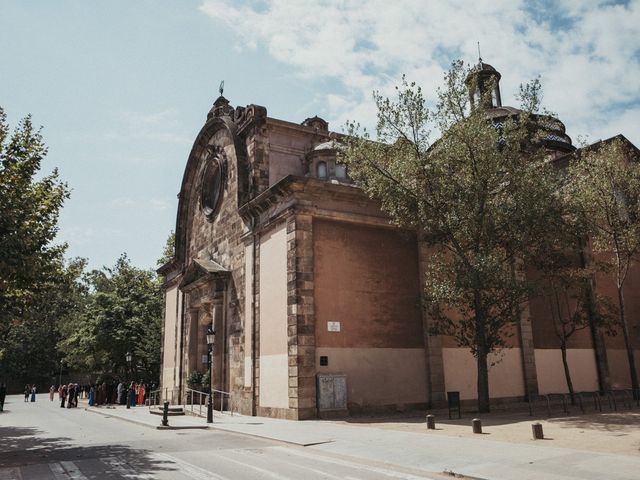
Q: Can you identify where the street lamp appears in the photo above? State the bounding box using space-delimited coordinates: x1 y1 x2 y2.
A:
206 326 215 423
126 351 132 409
58 360 64 387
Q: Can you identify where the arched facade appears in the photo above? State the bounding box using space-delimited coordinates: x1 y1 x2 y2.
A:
159 69 640 420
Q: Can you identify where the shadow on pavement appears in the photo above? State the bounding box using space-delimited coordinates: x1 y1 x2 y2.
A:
547 412 640 432
338 408 640 430
0 425 179 477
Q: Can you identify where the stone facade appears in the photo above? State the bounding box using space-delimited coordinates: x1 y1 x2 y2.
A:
159 65 640 419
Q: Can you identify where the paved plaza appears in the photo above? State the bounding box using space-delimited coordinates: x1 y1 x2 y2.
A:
1 394 639 479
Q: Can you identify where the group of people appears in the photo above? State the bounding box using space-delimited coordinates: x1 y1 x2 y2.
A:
88 380 148 407
58 383 82 408
3 380 154 410
23 384 37 402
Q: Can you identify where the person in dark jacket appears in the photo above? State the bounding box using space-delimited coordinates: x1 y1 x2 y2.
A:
0 383 6 411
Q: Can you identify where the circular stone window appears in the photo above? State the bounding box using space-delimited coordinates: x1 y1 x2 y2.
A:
200 149 226 221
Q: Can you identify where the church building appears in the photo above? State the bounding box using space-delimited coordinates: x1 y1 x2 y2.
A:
158 63 640 419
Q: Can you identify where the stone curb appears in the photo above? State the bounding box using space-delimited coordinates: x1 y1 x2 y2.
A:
83 407 209 430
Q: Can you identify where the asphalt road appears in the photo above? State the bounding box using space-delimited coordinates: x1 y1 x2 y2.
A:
0 395 438 479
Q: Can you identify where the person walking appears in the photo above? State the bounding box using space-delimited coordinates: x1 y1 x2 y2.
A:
67 384 75 408
49 385 55 402
128 382 136 407
117 381 124 405
58 384 63 400
0 382 6 411
24 385 30 402
137 382 145 406
88 385 95 406
30 385 36 402
60 385 67 408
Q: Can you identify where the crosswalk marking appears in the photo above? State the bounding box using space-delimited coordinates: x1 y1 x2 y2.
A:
207 451 294 480
149 452 227 480
239 448 346 480
101 457 156 479
273 447 433 479
0 467 21 480
49 462 89 480
49 462 68 480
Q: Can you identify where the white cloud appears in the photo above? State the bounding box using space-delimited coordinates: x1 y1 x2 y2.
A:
199 0 640 145
104 109 192 146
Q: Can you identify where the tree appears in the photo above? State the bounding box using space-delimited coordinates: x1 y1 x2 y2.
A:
157 231 175 268
536 249 615 402
341 62 561 412
0 108 70 385
567 137 640 395
59 255 163 383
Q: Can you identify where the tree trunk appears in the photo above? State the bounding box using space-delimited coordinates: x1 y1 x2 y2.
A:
578 245 610 392
473 287 491 413
477 350 490 413
617 286 639 396
560 341 575 405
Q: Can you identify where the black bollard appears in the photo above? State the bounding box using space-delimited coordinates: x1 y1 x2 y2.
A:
532 422 544 440
426 414 436 430
161 401 169 427
472 418 482 434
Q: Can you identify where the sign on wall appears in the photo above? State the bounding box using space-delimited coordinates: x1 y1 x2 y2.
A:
327 321 341 332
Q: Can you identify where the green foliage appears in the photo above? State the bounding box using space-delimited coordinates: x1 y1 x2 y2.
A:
566 137 640 391
58 255 162 383
187 370 204 387
341 61 562 411
0 109 72 386
157 231 175 268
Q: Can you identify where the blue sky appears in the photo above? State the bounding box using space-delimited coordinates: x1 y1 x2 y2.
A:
1 0 639 270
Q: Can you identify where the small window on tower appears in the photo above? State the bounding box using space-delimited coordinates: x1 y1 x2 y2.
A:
317 161 328 179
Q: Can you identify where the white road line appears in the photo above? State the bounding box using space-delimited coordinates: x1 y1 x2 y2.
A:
50 462 90 480
59 461 89 480
49 463 68 480
239 448 345 480
149 452 228 480
101 457 155 480
275 447 433 479
207 451 294 480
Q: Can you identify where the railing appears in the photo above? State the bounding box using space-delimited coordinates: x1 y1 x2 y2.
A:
147 387 180 410
183 387 234 418
211 388 233 416
147 389 161 410
528 389 639 417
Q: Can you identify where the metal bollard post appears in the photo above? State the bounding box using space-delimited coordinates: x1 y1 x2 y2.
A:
161 401 169 427
532 422 544 440
426 414 436 430
472 418 482 434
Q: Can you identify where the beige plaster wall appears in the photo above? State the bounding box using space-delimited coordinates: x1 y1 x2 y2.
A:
607 348 640 389
162 286 178 391
315 347 427 406
442 348 525 400
244 242 253 388
259 222 289 408
534 349 598 394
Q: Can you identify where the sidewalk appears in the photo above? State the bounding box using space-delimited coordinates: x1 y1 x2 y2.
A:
88 404 640 480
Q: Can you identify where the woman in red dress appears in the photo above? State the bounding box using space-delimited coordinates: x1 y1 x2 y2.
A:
137 383 145 406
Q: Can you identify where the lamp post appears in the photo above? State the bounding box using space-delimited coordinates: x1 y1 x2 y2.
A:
125 351 132 409
206 326 215 423
58 360 64 387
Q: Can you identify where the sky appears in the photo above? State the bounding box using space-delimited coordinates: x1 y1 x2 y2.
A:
1 0 639 271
